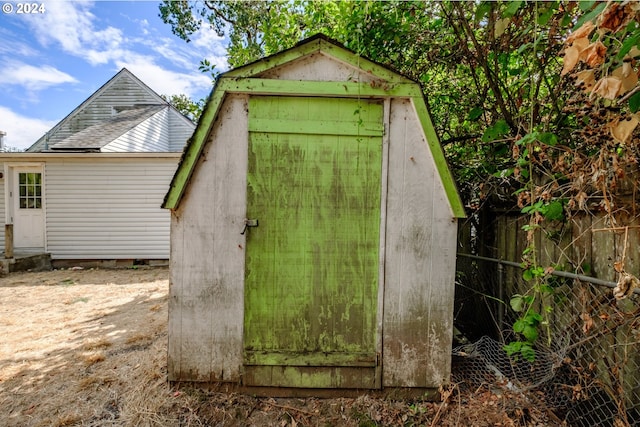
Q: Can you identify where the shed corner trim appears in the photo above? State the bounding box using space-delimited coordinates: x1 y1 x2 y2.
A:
412 96 466 219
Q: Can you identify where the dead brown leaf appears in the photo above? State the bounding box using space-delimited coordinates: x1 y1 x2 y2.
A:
582 41 607 67
609 115 639 143
566 21 595 45
562 45 581 76
611 63 638 95
593 76 622 100
581 312 594 334
574 69 596 92
597 2 634 33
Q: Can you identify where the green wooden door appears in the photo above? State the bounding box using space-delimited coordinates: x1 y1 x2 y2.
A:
244 96 383 388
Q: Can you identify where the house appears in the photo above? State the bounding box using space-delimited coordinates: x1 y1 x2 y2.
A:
163 34 465 394
0 68 195 265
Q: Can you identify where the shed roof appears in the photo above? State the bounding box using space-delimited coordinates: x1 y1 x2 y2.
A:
163 34 465 218
47 105 166 152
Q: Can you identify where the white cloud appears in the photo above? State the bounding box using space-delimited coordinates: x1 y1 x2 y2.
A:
0 106 56 150
0 61 77 91
115 55 213 99
190 26 229 72
26 1 125 65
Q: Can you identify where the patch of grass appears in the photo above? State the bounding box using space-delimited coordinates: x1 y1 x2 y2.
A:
83 338 112 351
77 375 114 391
58 278 75 286
125 332 153 345
53 413 82 427
83 352 106 367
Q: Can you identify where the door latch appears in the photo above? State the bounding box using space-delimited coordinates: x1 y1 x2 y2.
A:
241 218 259 235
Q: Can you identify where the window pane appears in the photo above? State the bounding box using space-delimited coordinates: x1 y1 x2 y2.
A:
19 173 26 185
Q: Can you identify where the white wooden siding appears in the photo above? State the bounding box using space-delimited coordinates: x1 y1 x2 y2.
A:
102 108 170 152
45 157 178 259
0 168 5 249
258 52 378 83
168 109 196 151
169 94 248 382
30 71 164 151
382 98 457 387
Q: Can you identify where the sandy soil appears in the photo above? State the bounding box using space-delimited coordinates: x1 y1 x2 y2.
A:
0 267 552 427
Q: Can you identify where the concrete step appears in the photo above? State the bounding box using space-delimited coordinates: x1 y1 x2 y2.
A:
0 253 52 276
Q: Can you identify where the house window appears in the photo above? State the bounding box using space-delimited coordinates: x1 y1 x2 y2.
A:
18 172 42 209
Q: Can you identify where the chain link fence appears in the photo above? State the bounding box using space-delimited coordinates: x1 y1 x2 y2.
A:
453 253 640 427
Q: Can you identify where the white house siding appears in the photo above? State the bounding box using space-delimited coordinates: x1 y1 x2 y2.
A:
0 168 5 249
30 71 163 151
45 156 179 259
102 108 170 153
168 110 196 151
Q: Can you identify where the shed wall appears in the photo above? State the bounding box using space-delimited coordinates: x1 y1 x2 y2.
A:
44 157 178 259
169 94 248 381
169 96 457 388
258 52 379 83
382 98 457 387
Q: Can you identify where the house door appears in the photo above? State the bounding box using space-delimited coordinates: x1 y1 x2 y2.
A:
243 96 384 388
13 167 45 249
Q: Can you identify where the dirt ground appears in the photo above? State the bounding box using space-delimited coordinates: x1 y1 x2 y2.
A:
0 267 553 426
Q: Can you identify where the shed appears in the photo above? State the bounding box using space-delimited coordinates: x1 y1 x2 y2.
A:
163 34 465 394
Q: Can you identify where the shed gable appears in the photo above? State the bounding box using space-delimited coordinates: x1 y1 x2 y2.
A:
163 34 464 218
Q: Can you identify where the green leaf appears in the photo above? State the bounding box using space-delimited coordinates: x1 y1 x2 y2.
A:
629 91 640 113
523 269 534 281
493 168 514 178
515 132 538 146
537 7 555 26
575 2 607 29
579 1 596 12
520 343 536 362
525 312 543 324
475 1 492 23
538 132 558 146
517 42 532 54
503 341 522 357
481 119 510 142
542 200 564 221
523 325 539 342
467 106 484 121
510 295 525 312
616 32 640 60
513 319 527 333
503 1 522 18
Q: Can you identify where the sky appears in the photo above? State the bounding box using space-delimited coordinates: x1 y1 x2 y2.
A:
0 0 229 150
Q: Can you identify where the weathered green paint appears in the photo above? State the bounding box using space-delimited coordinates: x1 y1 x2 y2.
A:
163 34 464 217
243 96 382 388
243 365 378 389
411 96 466 218
244 351 377 367
221 78 420 98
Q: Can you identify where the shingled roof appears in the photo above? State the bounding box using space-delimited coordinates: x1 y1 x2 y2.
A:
47 105 166 152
